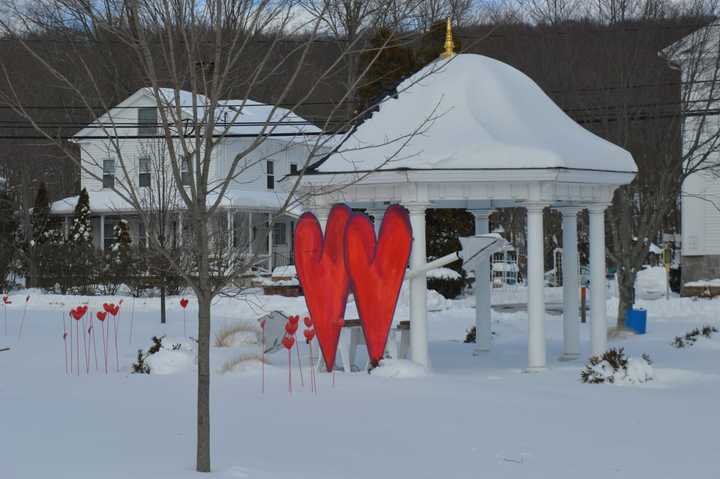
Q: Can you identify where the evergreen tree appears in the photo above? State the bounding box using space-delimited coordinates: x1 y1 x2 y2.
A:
67 188 96 293
111 219 132 257
0 188 17 290
31 182 50 246
69 188 92 247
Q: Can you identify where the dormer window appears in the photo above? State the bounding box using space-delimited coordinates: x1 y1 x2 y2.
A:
290 163 298 174
138 107 157 136
103 159 115 188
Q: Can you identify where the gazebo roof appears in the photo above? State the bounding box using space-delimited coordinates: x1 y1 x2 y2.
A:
313 54 636 177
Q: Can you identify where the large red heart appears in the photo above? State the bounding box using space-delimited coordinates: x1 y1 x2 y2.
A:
294 204 352 372
345 205 412 367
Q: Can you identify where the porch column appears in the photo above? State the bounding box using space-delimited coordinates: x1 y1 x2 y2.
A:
559 207 581 360
407 203 430 367
470 209 493 352
588 204 608 356
267 213 273 272
368 209 384 235
316 207 330 233
177 212 183 247
227 209 234 247
526 203 546 371
100 215 105 251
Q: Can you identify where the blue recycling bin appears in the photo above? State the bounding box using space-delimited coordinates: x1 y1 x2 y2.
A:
625 308 647 334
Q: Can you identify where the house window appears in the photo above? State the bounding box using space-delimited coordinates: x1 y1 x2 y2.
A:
290 163 298 174
266 161 275 189
181 155 192 186
138 156 151 188
103 159 115 189
138 107 157 136
273 222 286 245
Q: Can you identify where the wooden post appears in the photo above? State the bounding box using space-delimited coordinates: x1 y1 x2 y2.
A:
580 287 587 324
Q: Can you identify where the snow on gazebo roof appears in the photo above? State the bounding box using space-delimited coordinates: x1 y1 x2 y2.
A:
314 54 636 176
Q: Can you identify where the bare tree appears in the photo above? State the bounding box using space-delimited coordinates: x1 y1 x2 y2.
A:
0 0 441 471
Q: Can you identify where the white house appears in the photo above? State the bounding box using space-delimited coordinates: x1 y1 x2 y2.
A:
50 88 324 270
665 25 720 288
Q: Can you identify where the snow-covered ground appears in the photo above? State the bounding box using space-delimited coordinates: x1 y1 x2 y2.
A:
3 267 720 478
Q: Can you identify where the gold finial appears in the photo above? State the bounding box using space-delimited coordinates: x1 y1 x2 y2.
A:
440 17 455 59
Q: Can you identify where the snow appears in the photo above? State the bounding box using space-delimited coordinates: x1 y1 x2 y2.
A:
271 265 297 278
75 87 320 141
317 54 636 174
3 276 720 478
51 188 302 215
370 359 428 378
425 267 461 280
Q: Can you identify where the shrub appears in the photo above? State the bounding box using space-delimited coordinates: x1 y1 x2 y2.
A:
131 336 165 374
581 348 653 384
672 325 718 348
464 326 476 343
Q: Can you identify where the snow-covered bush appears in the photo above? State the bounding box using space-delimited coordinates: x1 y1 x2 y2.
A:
427 267 465 299
672 325 718 348
131 336 185 374
581 348 654 384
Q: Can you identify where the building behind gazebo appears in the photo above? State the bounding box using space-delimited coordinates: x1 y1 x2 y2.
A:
294 32 637 370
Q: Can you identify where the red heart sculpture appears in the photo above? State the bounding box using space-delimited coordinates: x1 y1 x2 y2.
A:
285 320 298 336
294 204 352 372
70 307 84 321
3 295 11 304
96 311 107 321
180 298 189 309
303 316 313 327
282 335 295 350
80 305 89 315
103 303 113 313
109 304 120 317
289 315 300 325
304 328 315 342
345 205 412 367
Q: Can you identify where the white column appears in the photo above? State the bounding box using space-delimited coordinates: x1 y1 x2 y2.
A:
559 207 581 360
100 215 105 251
526 204 546 371
315 207 330 233
407 203 430 367
227 209 234 247
267 213 273 272
177 212 183 247
470 210 493 352
368 209 384 235
588 204 608 356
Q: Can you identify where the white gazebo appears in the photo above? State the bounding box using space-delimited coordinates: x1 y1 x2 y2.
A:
294 49 637 370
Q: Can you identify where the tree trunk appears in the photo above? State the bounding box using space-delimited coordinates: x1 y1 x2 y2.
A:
616 267 636 330
195 212 211 473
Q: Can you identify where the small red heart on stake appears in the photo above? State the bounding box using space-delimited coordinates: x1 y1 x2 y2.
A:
3 295 11 304
103 303 113 313
96 311 107 321
282 335 295 350
303 316 313 328
285 321 298 336
304 329 315 342
70 307 84 321
180 298 189 309
289 315 300 325
109 304 119 317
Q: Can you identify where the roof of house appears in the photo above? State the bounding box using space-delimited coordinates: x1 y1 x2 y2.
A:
50 188 302 216
314 53 637 175
73 88 321 141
